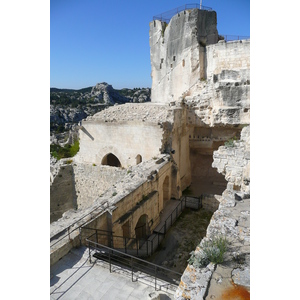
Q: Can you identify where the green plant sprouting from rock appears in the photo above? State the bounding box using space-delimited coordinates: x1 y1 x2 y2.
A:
224 136 238 148
188 236 229 267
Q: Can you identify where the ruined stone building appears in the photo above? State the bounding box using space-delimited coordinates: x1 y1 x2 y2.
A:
50 6 250 299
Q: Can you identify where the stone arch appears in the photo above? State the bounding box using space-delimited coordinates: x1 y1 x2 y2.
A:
135 214 149 240
163 175 170 208
136 154 142 165
101 153 121 167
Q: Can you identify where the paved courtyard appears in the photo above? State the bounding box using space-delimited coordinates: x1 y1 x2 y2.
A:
50 246 175 300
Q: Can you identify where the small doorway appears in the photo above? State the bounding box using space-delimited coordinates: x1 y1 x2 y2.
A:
101 153 121 167
136 154 142 165
135 214 149 240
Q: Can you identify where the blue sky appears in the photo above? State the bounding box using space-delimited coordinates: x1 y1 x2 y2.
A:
51 0 250 90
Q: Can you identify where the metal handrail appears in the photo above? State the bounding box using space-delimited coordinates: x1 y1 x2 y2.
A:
85 230 153 257
82 197 200 257
87 239 182 290
50 201 109 248
219 34 250 42
153 3 212 23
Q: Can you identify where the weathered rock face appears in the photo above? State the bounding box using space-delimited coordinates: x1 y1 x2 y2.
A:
150 9 218 104
175 126 250 299
212 126 250 196
90 82 127 105
184 41 250 127
50 105 88 125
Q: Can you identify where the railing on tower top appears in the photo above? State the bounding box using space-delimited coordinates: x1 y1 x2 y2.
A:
219 34 250 42
153 3 212 23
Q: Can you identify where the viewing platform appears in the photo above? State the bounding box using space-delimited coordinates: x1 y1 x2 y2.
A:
153 3 212 23
152 4 250 42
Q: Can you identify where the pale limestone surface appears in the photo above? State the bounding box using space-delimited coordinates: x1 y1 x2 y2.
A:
150 9 218 104
75 103 175 168
90 102 173 123
50 246 174 300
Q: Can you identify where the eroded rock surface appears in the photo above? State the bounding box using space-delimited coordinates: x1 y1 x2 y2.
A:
90 102 174 124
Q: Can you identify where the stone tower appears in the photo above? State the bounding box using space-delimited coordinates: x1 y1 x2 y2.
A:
149 9 218 103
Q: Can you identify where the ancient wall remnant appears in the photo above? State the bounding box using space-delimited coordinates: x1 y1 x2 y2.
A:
50 154 174 265
73 163 127 210
50 163 76 223
149 9 218 104
75 103 171 167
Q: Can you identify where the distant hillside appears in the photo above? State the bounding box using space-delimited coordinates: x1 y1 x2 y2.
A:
50 82 150 107
50 86 93 94
50 82 151 146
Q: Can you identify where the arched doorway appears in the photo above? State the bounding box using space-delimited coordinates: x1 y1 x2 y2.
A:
122 221 130 238
101 153 121 167
135 214 149 240
136 154 142 165
163 176 169 208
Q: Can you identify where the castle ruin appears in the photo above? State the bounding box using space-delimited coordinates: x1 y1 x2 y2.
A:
50 6 250 299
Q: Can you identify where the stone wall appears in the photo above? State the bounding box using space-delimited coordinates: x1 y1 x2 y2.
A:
206 39 250 78
73 163 127 209
187 126 240 196
110 160 172 242
50 154 174 265
50 163 77 223
175 126 250 299
76 120 163 167
75 103 174 168
212 125 250 197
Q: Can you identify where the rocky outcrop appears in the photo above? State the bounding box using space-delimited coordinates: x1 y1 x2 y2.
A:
90 82 128 105
175 126 250 299
50 105 88 125
91 83 151 104
50 83 151 145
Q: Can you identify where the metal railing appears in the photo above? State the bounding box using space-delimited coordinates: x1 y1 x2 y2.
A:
86 239 182 291
83 229 149 257
50 201 109 248
83 196 201 258
153 3 212 23
219 34 250 42
148 196 201 252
